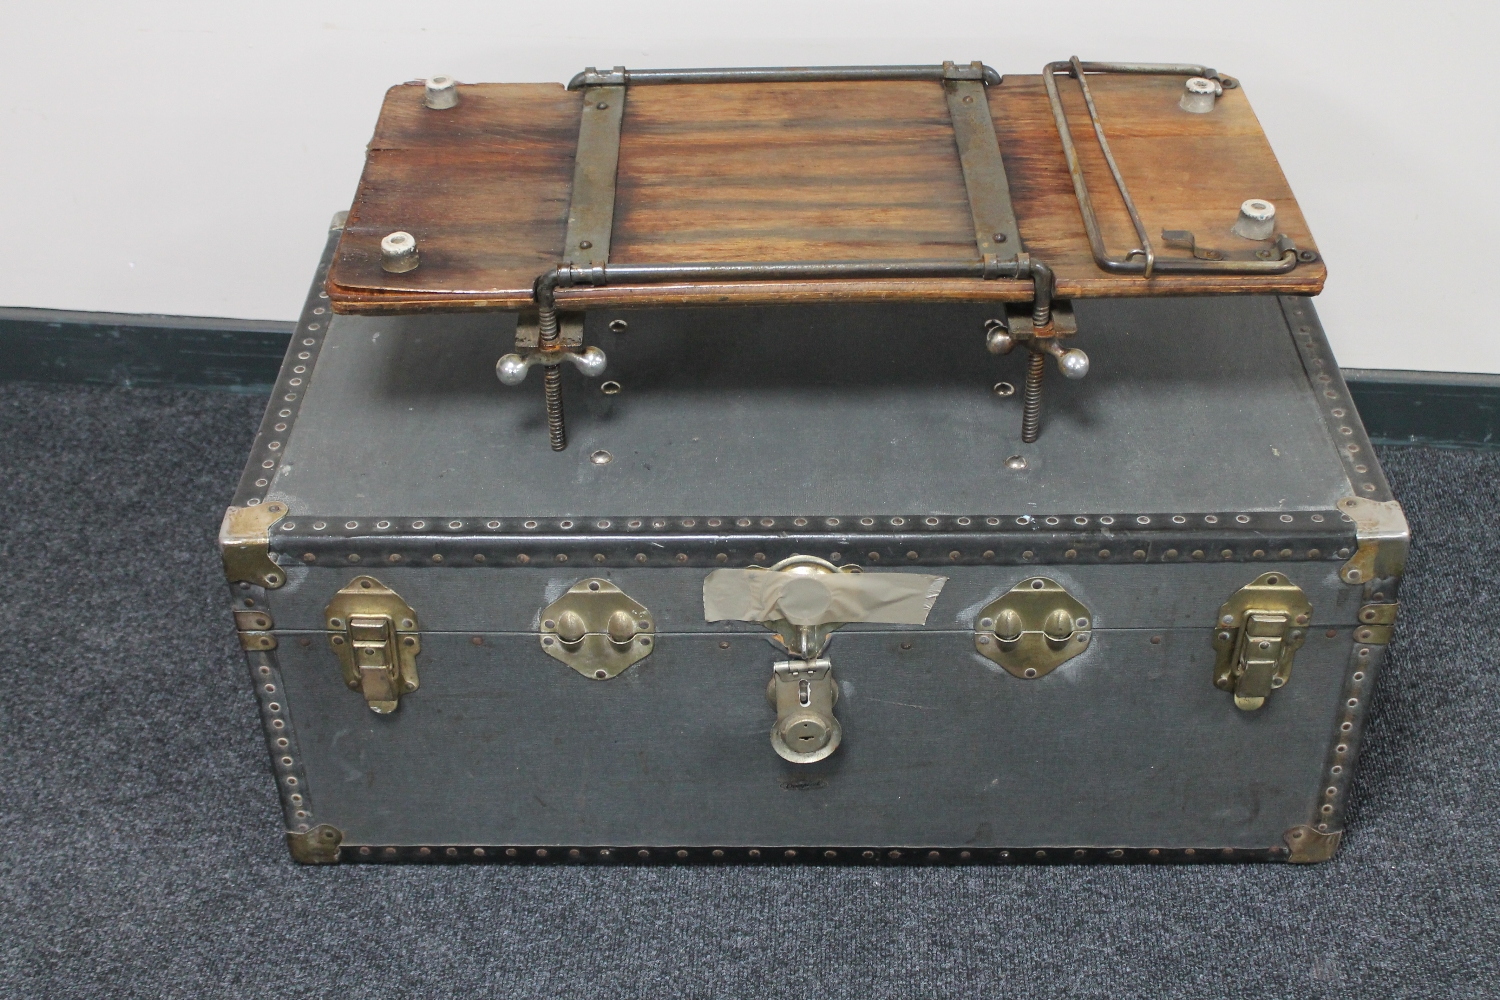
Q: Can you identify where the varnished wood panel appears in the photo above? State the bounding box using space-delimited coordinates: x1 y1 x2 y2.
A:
328 75 1323 313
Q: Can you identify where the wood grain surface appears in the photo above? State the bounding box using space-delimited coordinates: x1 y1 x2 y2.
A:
329 74 1323 313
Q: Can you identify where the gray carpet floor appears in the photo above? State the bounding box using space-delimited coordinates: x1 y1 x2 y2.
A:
0 381 1496 999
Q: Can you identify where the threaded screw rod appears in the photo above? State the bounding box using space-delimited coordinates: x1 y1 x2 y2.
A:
536 296 567 451
1021 351 1045 444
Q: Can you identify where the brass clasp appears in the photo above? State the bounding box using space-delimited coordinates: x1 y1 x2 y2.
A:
973 578 1093 678
1212 572 1311 710
325 576 421 714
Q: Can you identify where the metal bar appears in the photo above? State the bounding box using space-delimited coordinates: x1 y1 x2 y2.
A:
1073 61 1227 78
561 85 625 269
945 78 1022 262
1042 58 1301 276
1068 56 1155 276
567 63 1001 90
558 258 1019 285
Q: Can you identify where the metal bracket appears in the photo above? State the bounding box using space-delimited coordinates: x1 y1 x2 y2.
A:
1284 824 1342 863
539 579 655 679
1042 58 1303 277
767 658 842 763
1212 572 1311 711
1162 230 1297 264
514 310 584 349
1337 496 1409 587
973 578 1093 678
220 502 288 588
325 576 421 714
286 823 344 864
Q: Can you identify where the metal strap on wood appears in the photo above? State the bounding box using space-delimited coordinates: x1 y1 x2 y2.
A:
941 61 1022 266
561 74 626 272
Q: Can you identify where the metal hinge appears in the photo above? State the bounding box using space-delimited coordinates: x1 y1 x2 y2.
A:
767 658 841 763
325 576 421 714
1212 572 1311 710
539 579 655 680
234 609 277 651
973 578 1093 679
1355 602 1399 645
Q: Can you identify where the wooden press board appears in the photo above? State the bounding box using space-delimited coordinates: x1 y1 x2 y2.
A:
326 73 1324 313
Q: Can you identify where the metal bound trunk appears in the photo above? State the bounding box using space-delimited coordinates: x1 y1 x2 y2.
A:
222 223 1405 866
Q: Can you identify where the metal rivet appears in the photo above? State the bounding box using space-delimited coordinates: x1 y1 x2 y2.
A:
992 381 1015 397
1005 455 1027 471
590 450 613 465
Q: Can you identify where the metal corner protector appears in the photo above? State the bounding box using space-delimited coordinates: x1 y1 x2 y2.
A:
220 502 289 588
286 824 344 864
1337 497 1409 586
1284 824 1343 863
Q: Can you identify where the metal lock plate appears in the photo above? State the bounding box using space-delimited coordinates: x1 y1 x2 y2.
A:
766 658 841 763
973 578 1092 678
1212 572 1311 711
325 576 421 714
539 579 655 679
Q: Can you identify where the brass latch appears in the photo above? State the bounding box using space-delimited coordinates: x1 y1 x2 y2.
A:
767 658 841 763
325 576 421 714
702 554 948 764
973 577 1093 678
539 579 655 679
1212 572 1311 711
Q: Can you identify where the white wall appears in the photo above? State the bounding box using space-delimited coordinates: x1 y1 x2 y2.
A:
4 1 1496 372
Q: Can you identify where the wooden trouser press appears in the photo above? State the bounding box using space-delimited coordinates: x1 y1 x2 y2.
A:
325 60 1324 449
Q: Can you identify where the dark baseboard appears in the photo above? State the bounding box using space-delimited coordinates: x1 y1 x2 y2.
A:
0 306 293 394
1 307 1496 449
1343 369 1499 450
